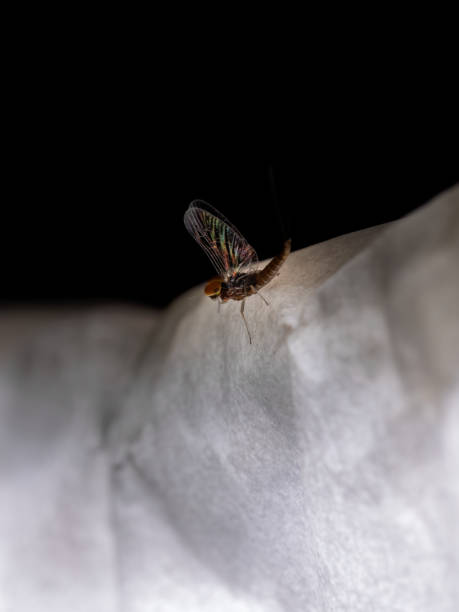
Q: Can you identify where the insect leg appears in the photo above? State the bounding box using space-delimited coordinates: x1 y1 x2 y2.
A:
250 285 270 306
240 300 252 344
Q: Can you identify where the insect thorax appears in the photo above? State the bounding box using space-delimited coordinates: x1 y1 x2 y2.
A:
220 272 257 301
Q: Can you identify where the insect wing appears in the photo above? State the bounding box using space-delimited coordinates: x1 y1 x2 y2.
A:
184 200 258 280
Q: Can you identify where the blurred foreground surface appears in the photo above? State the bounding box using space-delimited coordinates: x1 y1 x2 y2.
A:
0 186 458 612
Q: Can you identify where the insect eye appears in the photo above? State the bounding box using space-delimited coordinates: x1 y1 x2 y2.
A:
204 279 221 297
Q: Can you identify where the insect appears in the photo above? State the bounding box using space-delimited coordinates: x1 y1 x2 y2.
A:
184 200 291 343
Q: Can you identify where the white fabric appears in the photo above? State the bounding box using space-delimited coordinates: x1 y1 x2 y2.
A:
1 186 458 612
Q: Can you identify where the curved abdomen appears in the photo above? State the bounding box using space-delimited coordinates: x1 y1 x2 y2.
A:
255 239 291 290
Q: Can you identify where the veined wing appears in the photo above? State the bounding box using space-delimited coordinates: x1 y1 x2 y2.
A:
184 200 258 281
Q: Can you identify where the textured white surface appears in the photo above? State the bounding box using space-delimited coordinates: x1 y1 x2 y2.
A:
1 186 458 612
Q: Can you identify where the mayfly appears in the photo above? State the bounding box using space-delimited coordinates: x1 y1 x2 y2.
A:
184 200 291 343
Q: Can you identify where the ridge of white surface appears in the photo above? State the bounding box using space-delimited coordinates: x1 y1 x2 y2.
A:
1 185 458 611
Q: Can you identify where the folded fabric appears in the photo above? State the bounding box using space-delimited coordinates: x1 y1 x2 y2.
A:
1 185 458 612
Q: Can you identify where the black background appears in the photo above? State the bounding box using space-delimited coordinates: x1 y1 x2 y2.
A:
3 125 457 309
3 35 458 309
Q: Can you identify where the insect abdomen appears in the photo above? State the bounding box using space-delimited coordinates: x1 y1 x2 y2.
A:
255 239 291 289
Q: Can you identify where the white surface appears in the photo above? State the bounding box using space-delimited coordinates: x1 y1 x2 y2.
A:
1 186 458 611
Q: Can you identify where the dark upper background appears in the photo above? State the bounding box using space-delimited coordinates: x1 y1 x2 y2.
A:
3 36 458 309
3 125 457 309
